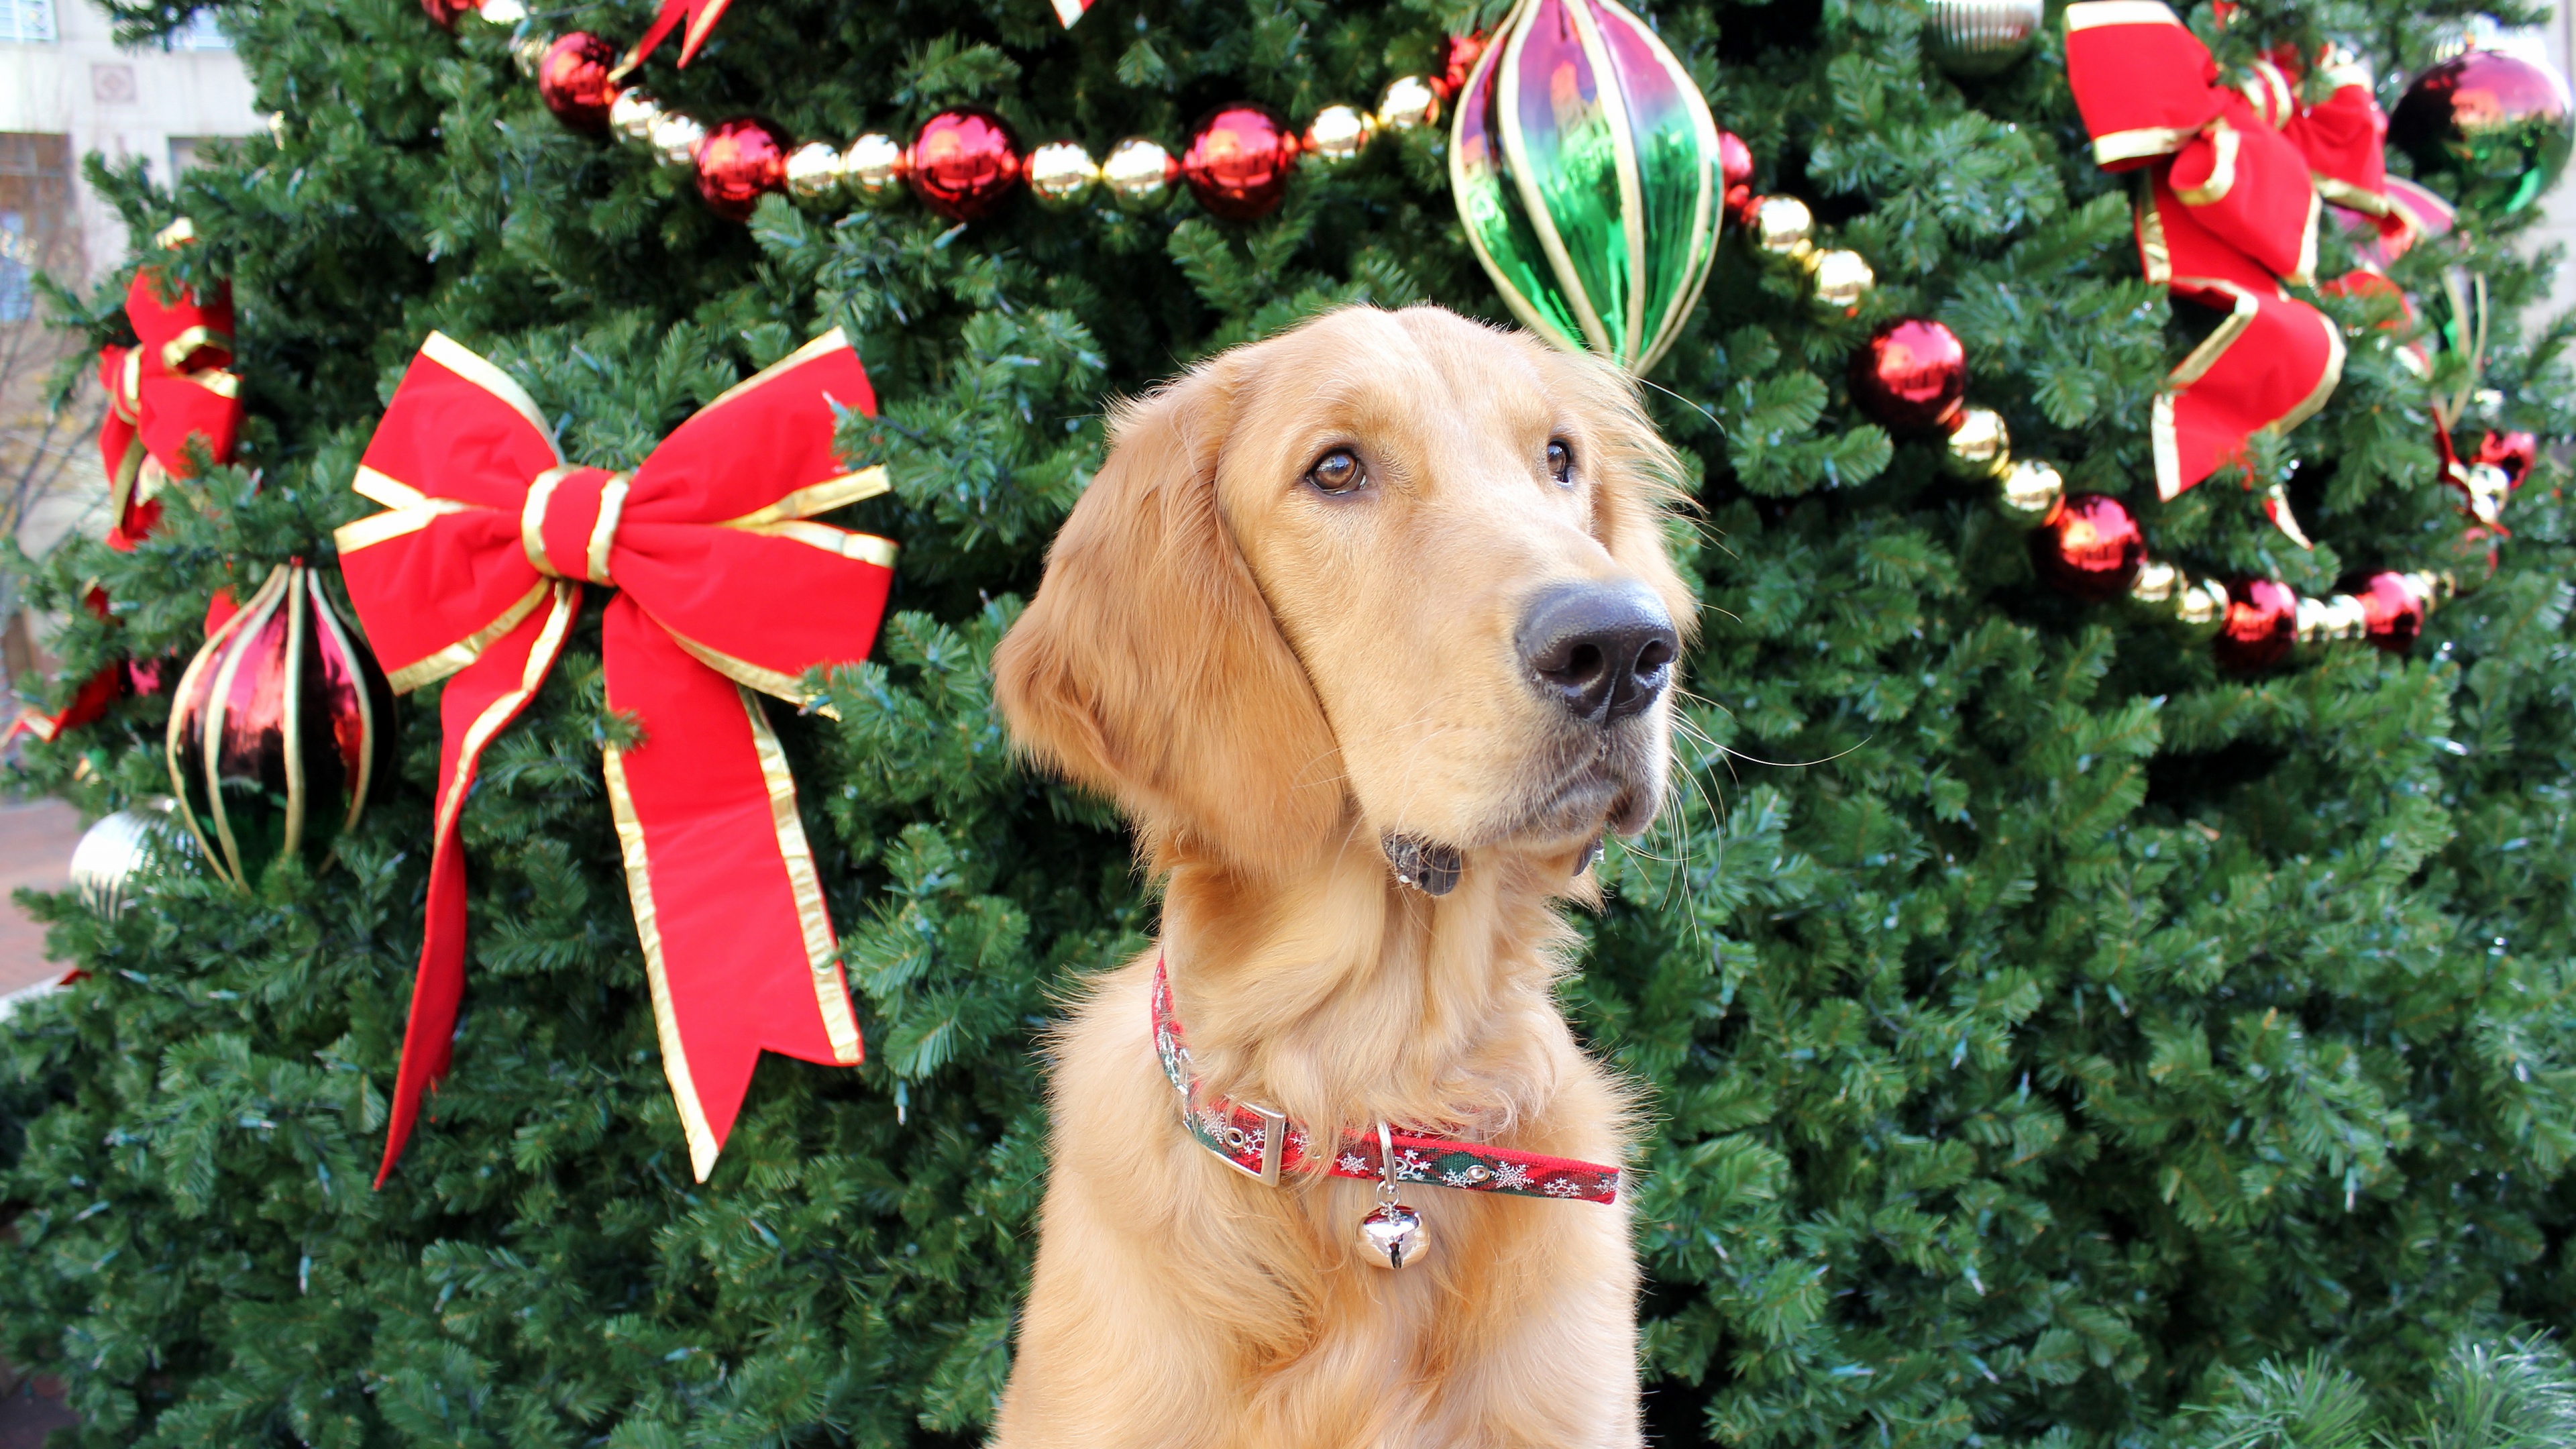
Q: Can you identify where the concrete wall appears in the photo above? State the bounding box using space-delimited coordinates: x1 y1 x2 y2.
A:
0 0 265 282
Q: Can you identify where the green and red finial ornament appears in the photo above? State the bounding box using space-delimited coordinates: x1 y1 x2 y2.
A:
1450 0 1725 374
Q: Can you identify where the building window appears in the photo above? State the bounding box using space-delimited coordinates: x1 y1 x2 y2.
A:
0 136 72 319
165 9 230 48
0 0 56 43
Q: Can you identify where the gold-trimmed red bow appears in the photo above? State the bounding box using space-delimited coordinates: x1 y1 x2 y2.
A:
2065 2 2395 529
335 329 898 1183
99 260 241 549
9 235 242 747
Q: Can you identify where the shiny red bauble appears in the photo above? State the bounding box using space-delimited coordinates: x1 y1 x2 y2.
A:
907 109 1023 221
2213 577 2298 673
1182 104 1301 221
420 0 476 28
1849 318 1968 434
695 117 792 221
2348 571 2426 655
2030 492 2145 604
536 33 623 133
1719 129 1756 223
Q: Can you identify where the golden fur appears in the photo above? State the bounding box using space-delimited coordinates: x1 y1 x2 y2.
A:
989 305 1695 1448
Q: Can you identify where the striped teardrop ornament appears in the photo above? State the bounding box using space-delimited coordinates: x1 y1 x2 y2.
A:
1449 0 1723 374
166 563 396 888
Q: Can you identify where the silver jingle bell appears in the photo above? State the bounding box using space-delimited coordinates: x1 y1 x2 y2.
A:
1357 1122 1429 1269
1358 1197 1429 1270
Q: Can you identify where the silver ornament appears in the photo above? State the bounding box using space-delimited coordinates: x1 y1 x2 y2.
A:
1925 0 2045 78
70 802 184 921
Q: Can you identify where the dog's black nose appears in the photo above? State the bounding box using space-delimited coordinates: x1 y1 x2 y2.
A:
1517 582 1678 724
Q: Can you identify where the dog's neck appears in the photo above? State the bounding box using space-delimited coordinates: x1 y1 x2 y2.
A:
1158 835 1593 1142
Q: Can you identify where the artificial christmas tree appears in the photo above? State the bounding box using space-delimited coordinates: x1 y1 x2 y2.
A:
5 0 2576 1444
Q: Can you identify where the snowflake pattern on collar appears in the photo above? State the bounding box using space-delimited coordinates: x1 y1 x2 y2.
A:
1149 955 1622 1206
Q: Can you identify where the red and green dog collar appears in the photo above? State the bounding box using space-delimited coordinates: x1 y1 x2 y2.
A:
1149 955 1621 1205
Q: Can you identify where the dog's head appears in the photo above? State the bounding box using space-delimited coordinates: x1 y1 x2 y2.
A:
992 305 1695 885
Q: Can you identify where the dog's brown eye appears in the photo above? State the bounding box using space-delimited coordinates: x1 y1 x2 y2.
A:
1547 439 1574 487
1306 449 1366 496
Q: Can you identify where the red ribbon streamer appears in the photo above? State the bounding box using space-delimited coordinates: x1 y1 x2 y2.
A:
11 265 242 745
2064 2 2392 506
335 330 896 1183
623 0 733 70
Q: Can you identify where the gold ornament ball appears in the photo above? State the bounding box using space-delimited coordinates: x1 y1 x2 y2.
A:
843 133 907 203
1025 140 1100 209
1811 248 1874 307
2128 557 2180 608
509 30 549 76
1102 137 1179 211
1943 406 2010 479
783 140 846 201
647 111 706 167
1377 75 1442 132
2174 578 2229 637
2296 593 2369 645
1995 458 2064 527
476 0 527 21
1751 195 1815 260
608 89 662 143
2465 461 2513 526
1304 104 1377 165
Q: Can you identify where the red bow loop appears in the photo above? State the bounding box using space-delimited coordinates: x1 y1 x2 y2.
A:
2065 0 2351 517
97 267 244 541
336 329 896 1185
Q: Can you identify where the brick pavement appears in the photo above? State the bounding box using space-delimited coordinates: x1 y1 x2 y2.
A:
0 796 80 997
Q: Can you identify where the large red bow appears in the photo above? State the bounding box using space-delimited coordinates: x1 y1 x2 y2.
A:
9 262 241 746
335 330 897 1183
2065 2 2379 512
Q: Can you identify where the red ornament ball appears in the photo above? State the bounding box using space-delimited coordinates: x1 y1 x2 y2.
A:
420 0 476 28
1849 319 1968 434
2348 571 2426 655
1718 130 1756 224
2212 577 2298 673
2475 428 2538 488
536 33 623 133
1438 33 1491 99
907 109 1023 221
1181 104 1300 221
2030 492 2145 604
694 117 792 221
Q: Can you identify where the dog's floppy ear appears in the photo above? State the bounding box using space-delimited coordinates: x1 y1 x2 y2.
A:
993 358 1346 875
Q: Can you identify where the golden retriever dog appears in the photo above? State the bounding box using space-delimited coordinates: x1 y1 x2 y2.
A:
989 303 1695 1448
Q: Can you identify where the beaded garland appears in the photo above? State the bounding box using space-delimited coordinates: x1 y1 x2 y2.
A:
451 0 1884 315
